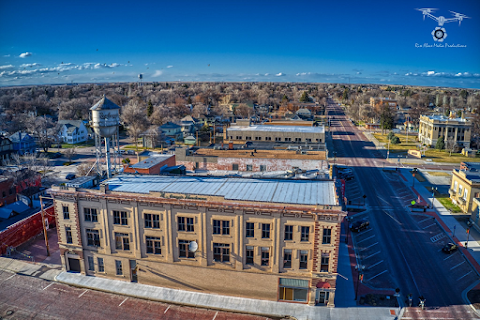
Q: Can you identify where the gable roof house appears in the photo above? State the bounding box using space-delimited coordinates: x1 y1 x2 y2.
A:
58 120 88 144
0 136 14 165
8 132 36 155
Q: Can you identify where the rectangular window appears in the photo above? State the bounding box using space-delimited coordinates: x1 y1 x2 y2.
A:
299 250 308 269
255 136 261 141
475 192 480 198
295 138 302 142
146 236 161 254
464 189 468 201
246 164 253 171
144 213 152 228
301 226 310 242
232 163 239 170
262 223 270 239
284 249 292 268
179 240 195 258
65 226 73 244
306 138 311 143
246 222 255 237
260 165 266 172
454 181 458 192
115 233 130 251
236 136 242 140
275 137 281 142
284 138 291 142
115 260 122 275
213 220 229 235
246 136 252 140
265 137 272 141
97 257 104 272
246 246 254 265
322 228 331 244
213 243 230 262
63 206 69 220
261 247 270 266
112 211 128 225
178 217 186 231
144 214 160 228
88 256 94 271
321 255 330 272
186 217 194 232
86 229 100 247
284 225 293 241
84 208 98 222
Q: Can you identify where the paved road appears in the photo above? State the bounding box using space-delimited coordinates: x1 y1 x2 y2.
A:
0 269 274 320
327 101 478 318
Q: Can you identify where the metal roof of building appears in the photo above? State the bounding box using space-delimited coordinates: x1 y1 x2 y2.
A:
90 95 121 111
105 175 337 205
227 125 325 134
131 155 174 169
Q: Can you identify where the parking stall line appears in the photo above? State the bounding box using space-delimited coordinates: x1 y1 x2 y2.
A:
367 270 388 281
364 251 381 260
119 298 128 307
357 235 375 244
78 289 88 298
5 274 16 281
444 253 457 260
418 217 433 224
450 261 465 271
368 260 384 269
360 242 379 252
164 306 171 314
43 282 54 290
457 271 473 281
422 223 436 230
212 311 218 320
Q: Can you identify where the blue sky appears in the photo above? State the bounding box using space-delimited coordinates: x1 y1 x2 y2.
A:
1 0 479 88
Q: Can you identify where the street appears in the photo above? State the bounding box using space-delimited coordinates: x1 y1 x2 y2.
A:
327 101 479 317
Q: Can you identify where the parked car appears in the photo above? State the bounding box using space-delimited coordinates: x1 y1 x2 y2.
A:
65 173 76 180
50 152 62 159
442 242 458 254
350 219 369 232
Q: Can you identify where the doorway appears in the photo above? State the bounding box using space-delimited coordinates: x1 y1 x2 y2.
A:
130 260 137 282
68 258 81 273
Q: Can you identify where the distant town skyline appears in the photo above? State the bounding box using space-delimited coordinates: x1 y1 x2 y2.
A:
1 0 479 88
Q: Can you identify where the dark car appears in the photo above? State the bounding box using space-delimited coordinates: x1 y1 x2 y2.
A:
350 219 369 232
442 242 458 254
50 152 62 159
65 173 76 180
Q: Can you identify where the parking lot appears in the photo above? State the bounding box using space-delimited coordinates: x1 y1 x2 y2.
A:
382 170 418 207
349 213 395 289
411 213 478 291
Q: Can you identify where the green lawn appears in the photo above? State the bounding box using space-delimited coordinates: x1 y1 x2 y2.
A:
374 133 480 163
61 140 95 148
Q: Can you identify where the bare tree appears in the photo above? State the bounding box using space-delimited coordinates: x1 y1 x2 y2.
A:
76 163 96 177
445 136 456 156
234 103 251 119
64 147 77 163
121 101 148 150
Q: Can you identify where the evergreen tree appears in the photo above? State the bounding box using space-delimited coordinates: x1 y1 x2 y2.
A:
282 94 288 103
342 88 349 102
391 136 400 144
147 100 153 117
300 91 309 102
436 136 445 150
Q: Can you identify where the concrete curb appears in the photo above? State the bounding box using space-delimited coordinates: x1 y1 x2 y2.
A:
462 279 480 318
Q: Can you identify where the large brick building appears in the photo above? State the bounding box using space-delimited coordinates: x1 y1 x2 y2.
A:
418 114 472 148
175 147 328 173
50 175 345 306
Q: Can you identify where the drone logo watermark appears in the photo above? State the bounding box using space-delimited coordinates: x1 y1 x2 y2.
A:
415 8 469 46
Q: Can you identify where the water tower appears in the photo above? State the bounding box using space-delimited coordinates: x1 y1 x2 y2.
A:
90 95 121 178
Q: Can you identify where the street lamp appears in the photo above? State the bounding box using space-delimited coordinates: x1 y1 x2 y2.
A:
387 135 390 161
411 168 418 188
431 187 438 208
354 264 365 300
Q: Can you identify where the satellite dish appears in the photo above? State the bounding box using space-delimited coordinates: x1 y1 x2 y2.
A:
188 241 198 252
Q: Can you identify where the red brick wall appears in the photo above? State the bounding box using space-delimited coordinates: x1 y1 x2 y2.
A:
124 155 176 175
0 206 55 255
178 158 327 172
0 179 16 206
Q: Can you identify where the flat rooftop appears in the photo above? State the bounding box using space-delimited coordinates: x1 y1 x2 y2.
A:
192 148 326 160
424 115 470 123
105 175 337 206
132 155 174 169
227 125 325 134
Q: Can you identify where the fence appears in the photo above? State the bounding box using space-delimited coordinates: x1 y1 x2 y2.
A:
0 205 55 256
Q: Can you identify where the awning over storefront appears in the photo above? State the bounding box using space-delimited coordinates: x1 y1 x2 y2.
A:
316 281 331 289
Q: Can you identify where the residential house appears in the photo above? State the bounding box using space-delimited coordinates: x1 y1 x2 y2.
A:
50 175 344 306
0 136 14 165
179 115 201 134
160 122 183 141
0 178 16 207
58 120 89 144
8 132 36 155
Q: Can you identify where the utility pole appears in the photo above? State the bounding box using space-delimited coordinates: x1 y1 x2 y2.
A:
39 196 51 257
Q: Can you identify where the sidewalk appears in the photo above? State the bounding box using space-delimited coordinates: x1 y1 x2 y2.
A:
399 168 480 273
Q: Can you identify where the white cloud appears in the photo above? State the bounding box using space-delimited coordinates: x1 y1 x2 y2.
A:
275 73 285 77
0 65 14 70
20 63 41 68
264 73 269 76
167 65 173 68
404 70 480 78
19 52 32 58
152 70 163 77
3 54 11 58
427 71 435 75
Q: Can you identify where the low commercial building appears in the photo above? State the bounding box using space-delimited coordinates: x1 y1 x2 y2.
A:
226 125 325 146
123 155 176 175
176 147 328 173
50 175 345 306
418 114 472 148
449 169 480 215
